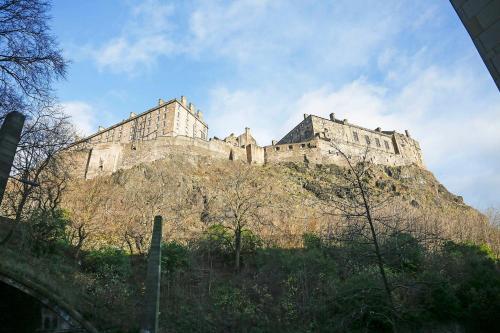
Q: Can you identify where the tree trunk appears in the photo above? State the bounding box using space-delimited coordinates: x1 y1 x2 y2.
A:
234 227 242 272
356 176 397 333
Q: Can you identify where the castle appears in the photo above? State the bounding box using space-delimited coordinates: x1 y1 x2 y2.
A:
69 96 424 179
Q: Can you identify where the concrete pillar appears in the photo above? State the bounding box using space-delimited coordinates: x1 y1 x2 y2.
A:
450 0 500 90
140 216 163 333
0 111 25 205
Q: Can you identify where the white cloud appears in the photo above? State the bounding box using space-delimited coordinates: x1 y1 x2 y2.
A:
61 101 97 137
91 0 176 74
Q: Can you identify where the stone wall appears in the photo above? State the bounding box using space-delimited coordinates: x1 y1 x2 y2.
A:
265 136 423 167
277 116 314 144
271 115 423 167
71 135 263 179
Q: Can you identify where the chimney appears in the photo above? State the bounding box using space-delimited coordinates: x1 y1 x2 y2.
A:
329 113 335 121
98 126 105 132
189 103 196 113
244 127 251 144
304 114 309 120
196 110 203 120
343 119 348 124
375 127 381 132
158 98 164 106
405 130 411 138
129 112 136 118
272 140 277 145
180 96 187 107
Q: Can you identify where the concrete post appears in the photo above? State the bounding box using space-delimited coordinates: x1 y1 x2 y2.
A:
140 215 163 333
0 112 25 205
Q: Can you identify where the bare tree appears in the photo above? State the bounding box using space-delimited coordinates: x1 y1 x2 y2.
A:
0 0 67 119
202 162 276 271
0 105 74 245
312 142 404 332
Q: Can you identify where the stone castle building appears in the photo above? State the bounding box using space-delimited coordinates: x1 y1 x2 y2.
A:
69 96 424 179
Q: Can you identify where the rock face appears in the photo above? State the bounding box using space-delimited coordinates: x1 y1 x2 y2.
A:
61 152 494 254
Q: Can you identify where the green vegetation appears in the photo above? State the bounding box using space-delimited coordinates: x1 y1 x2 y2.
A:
0 218 499 332
158 231 500 333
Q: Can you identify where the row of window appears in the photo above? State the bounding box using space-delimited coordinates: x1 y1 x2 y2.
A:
275 143 310 151
352 131 390 150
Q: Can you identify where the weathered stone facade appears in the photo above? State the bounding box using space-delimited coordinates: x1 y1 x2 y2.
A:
74 96 208 147
68 97 424 179
267 114 424 167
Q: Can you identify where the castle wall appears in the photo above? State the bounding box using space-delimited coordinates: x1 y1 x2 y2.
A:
74 136 251 179
271 115 424 167
310 116 397 155
392 132 423 167
246 144 265 164
265 137 423 167
67 96 425 179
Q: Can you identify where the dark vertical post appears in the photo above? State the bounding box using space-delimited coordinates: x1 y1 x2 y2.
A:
0 112 26 205
141 215 163 333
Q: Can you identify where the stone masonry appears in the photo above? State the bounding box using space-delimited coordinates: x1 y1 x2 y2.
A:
68 97 424 179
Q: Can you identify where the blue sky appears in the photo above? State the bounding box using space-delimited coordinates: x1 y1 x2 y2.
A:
50 0 500 210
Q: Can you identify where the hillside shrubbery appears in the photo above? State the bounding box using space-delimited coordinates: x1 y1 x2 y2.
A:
158 230 500 333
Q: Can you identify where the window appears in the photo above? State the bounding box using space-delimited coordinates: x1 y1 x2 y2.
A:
384 141 390 150
301 143 306 148
375 138 381 147
364 135 371 145
289 145 293 150
276 146 280 151
353 131 359 142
